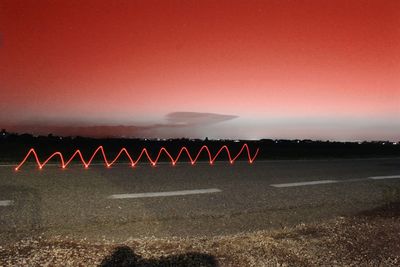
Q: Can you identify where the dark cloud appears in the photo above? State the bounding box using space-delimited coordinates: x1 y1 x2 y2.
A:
165 112 238 126
4 112 238 138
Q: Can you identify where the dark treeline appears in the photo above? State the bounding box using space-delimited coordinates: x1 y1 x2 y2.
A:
1 129 399 163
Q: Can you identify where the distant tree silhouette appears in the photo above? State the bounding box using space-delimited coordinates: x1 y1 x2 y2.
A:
0 130 399 162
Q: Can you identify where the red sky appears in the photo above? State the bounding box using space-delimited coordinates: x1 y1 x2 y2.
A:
1 0 399 140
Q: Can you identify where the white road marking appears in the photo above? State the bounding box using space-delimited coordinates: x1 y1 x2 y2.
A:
342 178 366 183
0 200 13 206
271 174 400 188
270 180 338 188
369 175 400 180
0 164 18 167
108 188 221 199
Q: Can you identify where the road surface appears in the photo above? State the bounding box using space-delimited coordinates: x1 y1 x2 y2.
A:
1 158 400 244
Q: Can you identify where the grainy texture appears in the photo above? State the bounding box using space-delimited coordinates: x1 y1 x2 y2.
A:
1 202 400 266
1 158 400 241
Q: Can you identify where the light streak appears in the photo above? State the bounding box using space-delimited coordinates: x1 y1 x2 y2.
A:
15 144 259 170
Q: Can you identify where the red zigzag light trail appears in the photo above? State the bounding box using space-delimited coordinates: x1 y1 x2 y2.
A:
15 144 259 170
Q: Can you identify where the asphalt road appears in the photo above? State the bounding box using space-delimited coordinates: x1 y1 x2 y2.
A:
1 158 400 244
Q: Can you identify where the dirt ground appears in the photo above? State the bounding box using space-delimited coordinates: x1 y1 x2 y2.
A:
1 201 400 266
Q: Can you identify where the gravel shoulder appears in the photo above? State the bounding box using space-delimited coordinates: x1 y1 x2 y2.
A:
1 201 400 266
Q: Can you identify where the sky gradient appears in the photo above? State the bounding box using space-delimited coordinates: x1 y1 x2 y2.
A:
1 0 399 140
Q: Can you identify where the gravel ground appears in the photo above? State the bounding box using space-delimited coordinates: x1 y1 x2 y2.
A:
1 202 400 266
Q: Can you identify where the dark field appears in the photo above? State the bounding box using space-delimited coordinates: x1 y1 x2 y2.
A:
1 133 400 163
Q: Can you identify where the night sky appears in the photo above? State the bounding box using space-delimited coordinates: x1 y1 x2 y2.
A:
1 0 399 140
